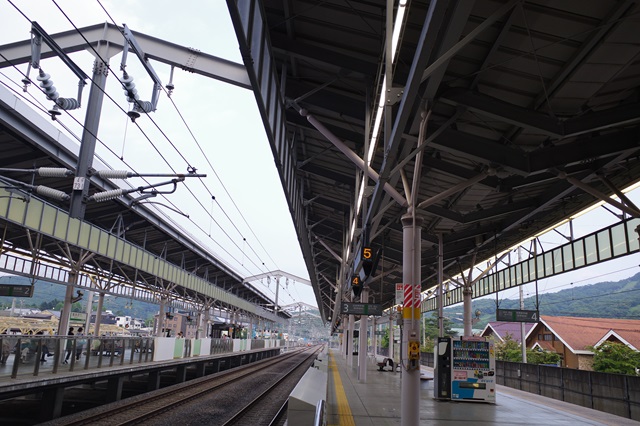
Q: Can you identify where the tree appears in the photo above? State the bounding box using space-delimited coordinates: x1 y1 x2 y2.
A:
381 328 389 349
422 312 457 339
39 299 62 311
526 348 561 365
589 342 640 375
492 333 522 362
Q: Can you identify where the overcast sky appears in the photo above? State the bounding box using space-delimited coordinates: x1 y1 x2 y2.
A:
0 1 316 308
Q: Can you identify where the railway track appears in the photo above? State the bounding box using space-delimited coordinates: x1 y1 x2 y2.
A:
220 346 317 426
47 346 321 426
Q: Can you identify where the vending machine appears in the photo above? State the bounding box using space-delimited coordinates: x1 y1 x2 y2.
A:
450 337 496 403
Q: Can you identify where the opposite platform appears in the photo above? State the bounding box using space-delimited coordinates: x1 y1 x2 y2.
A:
325 348 639 425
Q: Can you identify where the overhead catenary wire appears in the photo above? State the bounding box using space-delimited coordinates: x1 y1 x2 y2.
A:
85 0 274 275
5 1 278 279
96 0 281 272
0 19 253 277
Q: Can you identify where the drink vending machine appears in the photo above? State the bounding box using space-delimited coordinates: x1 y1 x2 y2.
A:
450 337 496 403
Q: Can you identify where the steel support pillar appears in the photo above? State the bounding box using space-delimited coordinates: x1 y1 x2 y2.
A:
94 292 105 336
347 314 355 366
157 297 166 337
401 213 422 426
57 271 77 339
358 287 369 382
463 287 473 337
106 376 124 402
40 387 64 422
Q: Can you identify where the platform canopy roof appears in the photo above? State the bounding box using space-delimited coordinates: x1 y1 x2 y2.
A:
228 0 640 323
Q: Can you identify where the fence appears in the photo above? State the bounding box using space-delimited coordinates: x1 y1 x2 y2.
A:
0 335 287 380
498 361 640 421
419 352 639 421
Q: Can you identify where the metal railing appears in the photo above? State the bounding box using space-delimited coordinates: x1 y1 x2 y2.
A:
1 335 155 379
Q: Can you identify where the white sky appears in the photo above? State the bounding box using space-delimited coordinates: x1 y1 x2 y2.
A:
0 1 316 308
2 1 639 314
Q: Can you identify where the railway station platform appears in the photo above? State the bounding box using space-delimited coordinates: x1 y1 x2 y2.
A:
326 348 639 425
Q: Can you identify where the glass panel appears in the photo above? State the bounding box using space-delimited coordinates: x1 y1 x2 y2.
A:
562 245 573 270
97 229 108 255
89 226 101 253
585 235 598 264
611 223 627 257
24 201 43 229
628 220 640 252
536 254 545 279
237 0 252 41
522 259 530 283
251 5 264 76
515 264 522 285
132 247 142 269
574 240 585 267
77 222 91 249
122 243 131 265
67 218 80 245
597 229 611 260
7 197 26 224
53 213 68 240
553 248 563 274
40 205 56 235
106 235 116 258
544 252 553 277
0 191 9 217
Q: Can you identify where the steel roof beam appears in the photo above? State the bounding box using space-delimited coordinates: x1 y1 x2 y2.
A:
440 90 640 138
270 33 377 77
439 88 562 136
0 22 250 89
366 0 450 226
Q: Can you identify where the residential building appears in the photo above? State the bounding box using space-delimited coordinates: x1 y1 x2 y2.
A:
480 321 535 344
526 316 640 370
154 312 198 338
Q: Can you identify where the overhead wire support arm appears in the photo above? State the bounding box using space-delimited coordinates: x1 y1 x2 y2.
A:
0 167 73 177
121 24 163 113
0 175 69 201
92 170 207 179
88 175 203 203
26 21 88 114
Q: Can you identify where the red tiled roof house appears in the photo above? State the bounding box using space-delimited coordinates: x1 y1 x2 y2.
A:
526 316 640 370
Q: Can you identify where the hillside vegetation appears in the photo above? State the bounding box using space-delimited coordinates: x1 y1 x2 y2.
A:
443 272 640 330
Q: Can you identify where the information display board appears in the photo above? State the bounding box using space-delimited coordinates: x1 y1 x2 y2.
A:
496 308 539 323
340 302 383 316
0 285 33 297
450 337 496 403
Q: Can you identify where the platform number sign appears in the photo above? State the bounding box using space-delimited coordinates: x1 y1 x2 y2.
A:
361 246 374 277
351 275 362 297
362 247 373 260
496 308 539 323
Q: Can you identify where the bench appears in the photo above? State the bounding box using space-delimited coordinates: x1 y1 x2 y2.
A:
376 356 395 372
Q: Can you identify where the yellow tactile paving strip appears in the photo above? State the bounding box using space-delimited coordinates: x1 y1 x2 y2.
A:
329 351 355 426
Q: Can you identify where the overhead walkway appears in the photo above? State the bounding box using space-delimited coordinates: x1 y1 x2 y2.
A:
326 348 638 425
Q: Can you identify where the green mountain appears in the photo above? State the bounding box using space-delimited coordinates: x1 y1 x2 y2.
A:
443 272 640 330
0 275 158 321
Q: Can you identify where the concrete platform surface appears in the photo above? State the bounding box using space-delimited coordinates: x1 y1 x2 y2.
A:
326 348 639 426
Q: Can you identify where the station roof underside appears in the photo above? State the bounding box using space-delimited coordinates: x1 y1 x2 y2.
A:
242 0 640 322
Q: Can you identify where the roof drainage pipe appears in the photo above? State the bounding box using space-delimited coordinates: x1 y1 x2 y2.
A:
299 108 408 208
